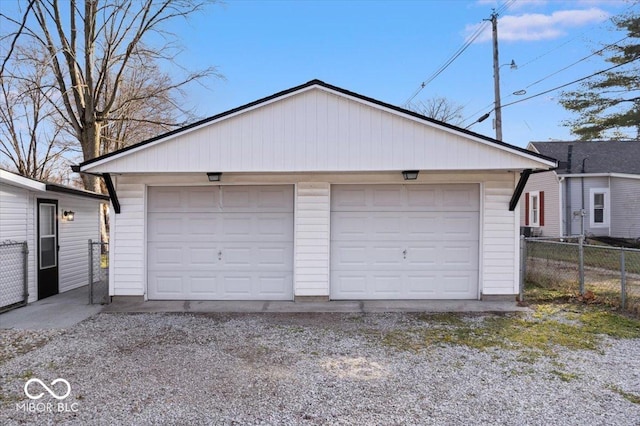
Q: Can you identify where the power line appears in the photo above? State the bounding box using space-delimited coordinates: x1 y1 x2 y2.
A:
403 0 515 106
501 58 637 109
522 35 630 90
462 35 633 128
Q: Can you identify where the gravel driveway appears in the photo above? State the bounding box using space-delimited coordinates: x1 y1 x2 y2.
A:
1 311 639 425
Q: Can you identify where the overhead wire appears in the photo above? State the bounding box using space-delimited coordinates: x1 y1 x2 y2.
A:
500 57 638 109
403 0 516 106
462 34 634 128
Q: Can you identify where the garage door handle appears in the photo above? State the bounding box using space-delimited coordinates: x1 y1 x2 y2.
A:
218 250 222 260
403 249 407 259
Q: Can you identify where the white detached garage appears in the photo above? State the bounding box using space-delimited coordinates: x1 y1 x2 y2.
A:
75 80 555 302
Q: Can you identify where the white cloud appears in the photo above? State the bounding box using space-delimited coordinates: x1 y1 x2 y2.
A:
466 7 609 42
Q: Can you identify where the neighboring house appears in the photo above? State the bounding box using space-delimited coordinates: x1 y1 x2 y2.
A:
75 80 555 302
520 141 640 238
0 169 108 308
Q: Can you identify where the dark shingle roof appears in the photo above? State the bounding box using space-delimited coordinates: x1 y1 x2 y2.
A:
530 141 640 175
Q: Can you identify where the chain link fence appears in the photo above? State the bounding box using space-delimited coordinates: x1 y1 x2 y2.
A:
0 241 29 313
523 237 640 315
89 240 110 305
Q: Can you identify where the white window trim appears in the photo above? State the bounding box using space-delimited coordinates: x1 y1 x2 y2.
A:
589 188 610 228
528 191 540 227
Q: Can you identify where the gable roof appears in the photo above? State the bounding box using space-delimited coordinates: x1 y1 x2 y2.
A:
78 79 556 173
529 141 640 175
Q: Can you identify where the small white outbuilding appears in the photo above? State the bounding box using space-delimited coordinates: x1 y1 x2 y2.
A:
0 169 108 309
76 80 556 302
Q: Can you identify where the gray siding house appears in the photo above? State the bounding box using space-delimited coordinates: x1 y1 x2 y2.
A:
520 141 640 238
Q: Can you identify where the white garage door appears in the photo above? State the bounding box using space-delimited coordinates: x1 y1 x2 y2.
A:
147 186 293 300
331 184 479 299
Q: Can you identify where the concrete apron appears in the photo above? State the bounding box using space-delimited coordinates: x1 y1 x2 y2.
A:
0 285 103 330
103 298 530 314
0 287 529 330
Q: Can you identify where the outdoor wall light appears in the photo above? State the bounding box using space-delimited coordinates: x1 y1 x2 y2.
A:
402 170 419 181
207 172 222 182
63 210 75 221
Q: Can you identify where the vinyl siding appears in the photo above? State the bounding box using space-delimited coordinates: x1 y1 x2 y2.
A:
566 177 609 236
294 182 330 296
1 182 103 302
55 193 102 293
610 177 640 238
84 88 553 175
0 183 29 241
519 171 561 237
111 177 146 296
0 183 35 303
482 176 519 295
112 171 520 299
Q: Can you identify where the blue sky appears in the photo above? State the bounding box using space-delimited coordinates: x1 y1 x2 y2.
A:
164 0 635 147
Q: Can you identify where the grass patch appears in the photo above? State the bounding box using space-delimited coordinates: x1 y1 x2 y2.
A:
608 385 640 404
382 305 640 357
550 370 580 382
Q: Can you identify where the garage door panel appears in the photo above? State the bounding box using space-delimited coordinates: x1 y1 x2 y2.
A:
372 187 403 207
149 246 184 266
372 274 403 296
257 247 290 267
148 185 293 300
330 213 368 239
222 186 293 212
331 184 479 300
405 246 438 266
406 274 438 296
442 245 479 268
331 274 367 297
441 273 476 296
442 214 479 239
406 186 438 207
148 214 219 242
256 274 293 297
443 187 479 210
148 187 219 212
149 273 184 297
189 276 219 295
220 213 294 241
331 242 404 269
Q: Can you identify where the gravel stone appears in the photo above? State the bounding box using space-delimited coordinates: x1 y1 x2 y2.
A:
0 312 638 425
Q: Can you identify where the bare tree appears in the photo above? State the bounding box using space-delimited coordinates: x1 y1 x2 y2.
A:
1 0 220 191
409 97 465 126
0 45 74 181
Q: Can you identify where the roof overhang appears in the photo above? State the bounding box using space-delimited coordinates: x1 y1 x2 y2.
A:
0 169 46 191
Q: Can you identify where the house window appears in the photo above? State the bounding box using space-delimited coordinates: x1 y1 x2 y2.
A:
590 189 609 228
525 191 544 228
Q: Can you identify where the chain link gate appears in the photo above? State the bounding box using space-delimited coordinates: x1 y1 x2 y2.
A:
0 241 29 313
89 240 110 305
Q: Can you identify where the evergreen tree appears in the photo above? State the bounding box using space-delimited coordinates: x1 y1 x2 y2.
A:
560 12 640 140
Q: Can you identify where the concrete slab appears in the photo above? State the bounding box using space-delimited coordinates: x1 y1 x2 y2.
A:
103 298 529 314
0 286 103 329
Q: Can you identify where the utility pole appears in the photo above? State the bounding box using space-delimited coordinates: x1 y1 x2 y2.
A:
490 11 503 141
